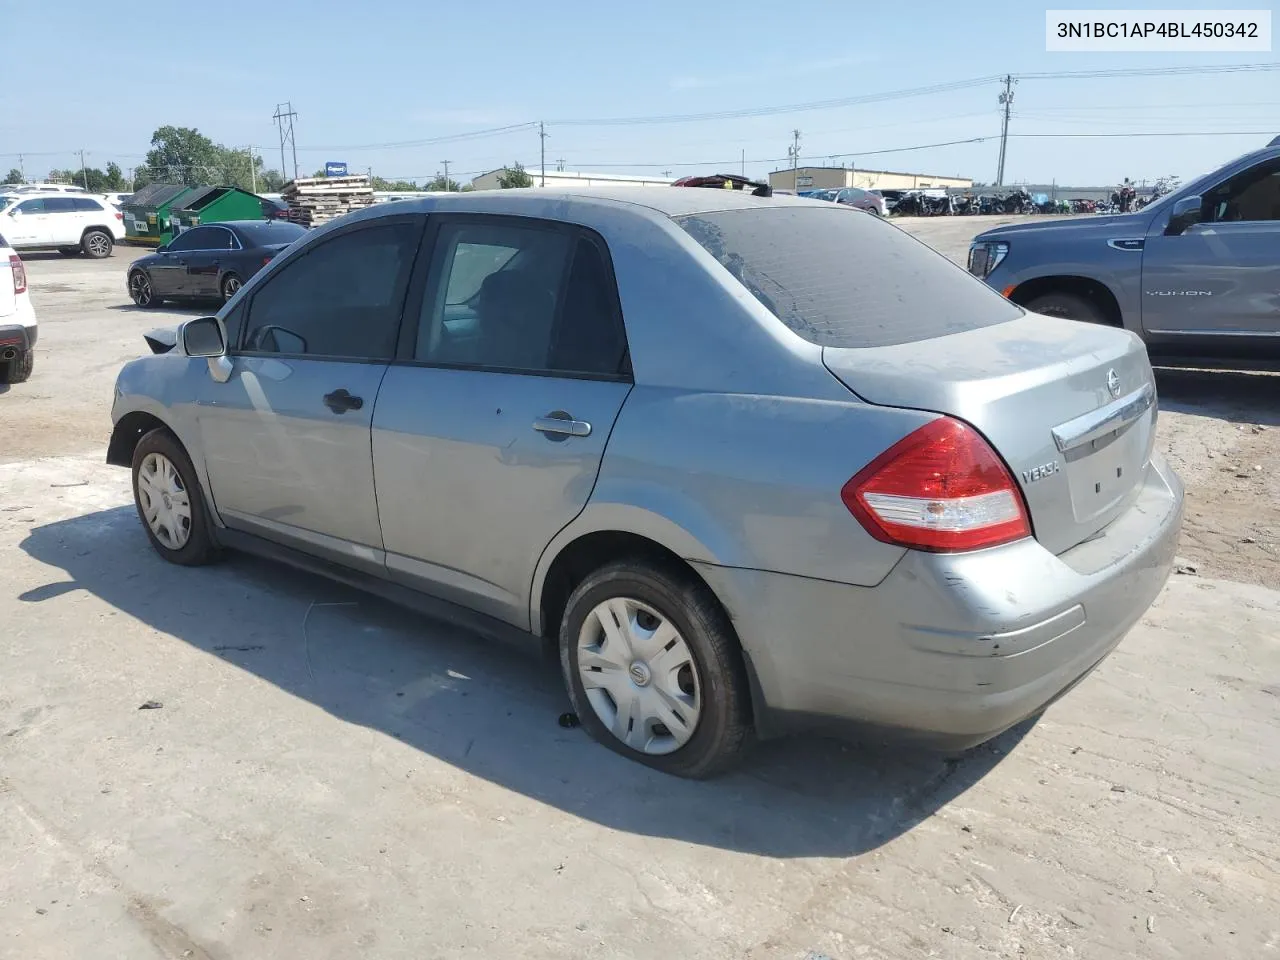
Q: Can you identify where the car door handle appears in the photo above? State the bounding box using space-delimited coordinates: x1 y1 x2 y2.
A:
323 389 364 414
533 412 591 438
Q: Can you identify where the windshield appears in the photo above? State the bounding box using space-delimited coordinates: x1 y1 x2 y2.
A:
679 206 1022 348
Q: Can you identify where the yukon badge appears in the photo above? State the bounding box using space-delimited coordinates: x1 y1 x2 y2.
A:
1022 460 1060 484
1107 368 1121 399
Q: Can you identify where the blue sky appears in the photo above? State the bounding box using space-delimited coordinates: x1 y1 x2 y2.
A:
2 0 1276 188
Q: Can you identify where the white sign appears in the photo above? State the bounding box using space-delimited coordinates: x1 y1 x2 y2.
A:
795 175 814 187
1046 9 1271 51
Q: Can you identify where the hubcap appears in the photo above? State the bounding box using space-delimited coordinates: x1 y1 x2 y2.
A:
87 234 108 256
136 452 192 550
224 277 240 300
576 597 701 756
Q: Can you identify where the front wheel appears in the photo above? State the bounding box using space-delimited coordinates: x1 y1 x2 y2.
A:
128 270 162 307
559 560 753 778
82 229 113 259
220 272 242 303
1024 291 1108 325
130 428 219 566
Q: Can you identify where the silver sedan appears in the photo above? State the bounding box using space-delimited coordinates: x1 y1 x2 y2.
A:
107 188 1183 777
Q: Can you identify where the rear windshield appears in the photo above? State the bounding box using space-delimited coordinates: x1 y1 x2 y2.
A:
677 206 1023 348
234 221 307 245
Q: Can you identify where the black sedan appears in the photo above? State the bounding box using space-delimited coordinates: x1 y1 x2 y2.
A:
127 220 308 308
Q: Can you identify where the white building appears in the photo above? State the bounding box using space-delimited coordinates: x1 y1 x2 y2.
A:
470 169 673 191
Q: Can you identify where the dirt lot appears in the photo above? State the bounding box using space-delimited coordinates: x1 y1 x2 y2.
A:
1 224 1277 959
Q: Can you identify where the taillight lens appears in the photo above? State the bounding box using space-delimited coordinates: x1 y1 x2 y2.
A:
9 254 26 294
841 418 1030 553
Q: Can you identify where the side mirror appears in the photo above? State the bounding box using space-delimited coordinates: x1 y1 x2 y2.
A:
181 316 226 358
1165 195 1203 236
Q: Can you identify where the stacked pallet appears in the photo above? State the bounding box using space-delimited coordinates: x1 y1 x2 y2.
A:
281 175 375 228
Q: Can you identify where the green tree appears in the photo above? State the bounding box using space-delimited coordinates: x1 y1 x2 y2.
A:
496 162 534 189
423 175 461 192
104 162 125 191
258 169 286 192
3 168 22 185
144 126 222 186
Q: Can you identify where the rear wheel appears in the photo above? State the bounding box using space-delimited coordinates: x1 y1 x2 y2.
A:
1024 291 1108 325
130 428 219 566
57 246 81 257
1 349 33 384
220 273 242 302
559 559 752 778
128 270 161 307
82 229 113 259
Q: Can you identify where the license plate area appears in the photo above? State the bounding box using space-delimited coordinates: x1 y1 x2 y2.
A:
1064 418 1149 524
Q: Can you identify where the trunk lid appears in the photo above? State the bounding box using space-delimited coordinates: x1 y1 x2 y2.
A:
823 313 1157 555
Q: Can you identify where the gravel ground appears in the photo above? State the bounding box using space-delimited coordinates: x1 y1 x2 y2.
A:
1 227 1277 960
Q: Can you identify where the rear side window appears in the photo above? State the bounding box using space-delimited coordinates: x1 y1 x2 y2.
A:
677 207 1023 348
44 197 77 213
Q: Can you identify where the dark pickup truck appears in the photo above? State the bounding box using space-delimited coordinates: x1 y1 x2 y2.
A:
968 136 1280 365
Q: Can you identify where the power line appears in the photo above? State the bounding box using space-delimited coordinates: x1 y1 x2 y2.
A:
298 122 537 152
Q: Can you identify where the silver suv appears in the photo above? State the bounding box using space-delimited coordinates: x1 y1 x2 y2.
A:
108 189 1183 776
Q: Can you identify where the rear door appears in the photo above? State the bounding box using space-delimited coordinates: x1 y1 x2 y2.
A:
182 225 238 298
1140 156 1280 337
196 215 425 568
42 197 80 244
371 216 632 627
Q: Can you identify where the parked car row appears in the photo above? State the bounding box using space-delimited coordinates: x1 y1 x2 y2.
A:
0 192 125 258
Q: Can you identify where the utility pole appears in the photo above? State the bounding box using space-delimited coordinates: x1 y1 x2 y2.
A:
17 154 24 182
539 121 548 187
788 129 802 191
79 149 89 190
742 148 746 177
442 159 451 190
273 102 299 180
996 75 1016 187
245 146 257 193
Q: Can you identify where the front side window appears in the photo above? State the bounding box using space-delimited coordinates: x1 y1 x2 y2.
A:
241 221 420 360
167 228 210 252
15 198 46 214
1203 157 1280 223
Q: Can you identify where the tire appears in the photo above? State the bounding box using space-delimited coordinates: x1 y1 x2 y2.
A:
1024 291 1108 325
1 349 33 384
58 246 81 257
128 270 162 308
220 272 243 303
130 428 219 566
81 229 113 259
559 559 753 778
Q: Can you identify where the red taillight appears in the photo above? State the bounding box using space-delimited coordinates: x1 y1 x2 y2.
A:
115 211 124 220
841 418 1030 553
9 254 26 295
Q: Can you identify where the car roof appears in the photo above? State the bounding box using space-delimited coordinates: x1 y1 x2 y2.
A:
365 185 825 221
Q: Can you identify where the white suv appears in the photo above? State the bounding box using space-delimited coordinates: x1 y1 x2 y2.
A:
1 194 125 258
0 233 37 383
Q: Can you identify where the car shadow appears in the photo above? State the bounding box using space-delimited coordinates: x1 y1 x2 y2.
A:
15 251 122 262
1154 366 1280 427
106 303 212 316
18 506 1028 859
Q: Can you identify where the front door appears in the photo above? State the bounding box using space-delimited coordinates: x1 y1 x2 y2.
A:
41 197 81 244
4 197 52 246
1141 157 1280 337
149 225 208 297
372 217 632 627
196 216 425 570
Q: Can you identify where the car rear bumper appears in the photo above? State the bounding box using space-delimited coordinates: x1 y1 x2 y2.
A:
695 451 1184 748
0 322 36 356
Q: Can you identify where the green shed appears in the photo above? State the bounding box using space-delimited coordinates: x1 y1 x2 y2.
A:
122 183 194 246
169 186 266 238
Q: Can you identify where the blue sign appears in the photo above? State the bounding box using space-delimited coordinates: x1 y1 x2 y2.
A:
325 161 348 177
